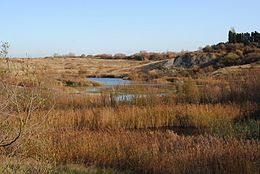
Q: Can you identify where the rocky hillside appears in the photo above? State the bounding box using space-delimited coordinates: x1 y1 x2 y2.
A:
164 42 260 70
136 38 260 81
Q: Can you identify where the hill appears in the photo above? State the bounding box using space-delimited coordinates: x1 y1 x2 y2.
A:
137 31 260 81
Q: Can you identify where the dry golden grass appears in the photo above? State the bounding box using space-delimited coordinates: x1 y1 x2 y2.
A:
0 58 150 89
46 103 239 131
28 130 260 174
0 62 259 173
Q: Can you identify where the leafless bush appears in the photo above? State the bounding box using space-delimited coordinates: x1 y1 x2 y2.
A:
0 76 54 154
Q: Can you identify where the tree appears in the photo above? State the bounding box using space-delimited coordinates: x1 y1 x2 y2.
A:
80 54 86 58
230 27 236 33
242 33 251 44
53 53 60 58
0 41 10 58
228 30 236 43
228 29 260 44
0 41 11 70
252 31 260 43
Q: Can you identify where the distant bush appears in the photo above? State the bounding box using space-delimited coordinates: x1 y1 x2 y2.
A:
226 43 244 52
177 78 199 103
114 53 126 59
216 43 226 50
49 51 176 61
95 54 113 59
128 51 176 61
203 45 214 52
80 54 86 58
224 52 240 60
235 49 244 57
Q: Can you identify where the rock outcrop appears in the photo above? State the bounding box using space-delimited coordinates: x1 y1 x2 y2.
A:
165 52 213 68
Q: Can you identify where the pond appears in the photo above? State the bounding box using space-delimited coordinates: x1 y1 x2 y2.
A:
88 77 131 86
85 77 175 101
86 78 132 95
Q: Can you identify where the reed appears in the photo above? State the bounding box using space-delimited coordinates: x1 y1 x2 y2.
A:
44 130 260 174
0 68 259 173
47 104 238 130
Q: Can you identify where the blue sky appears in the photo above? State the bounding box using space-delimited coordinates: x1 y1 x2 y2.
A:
1 0 259 57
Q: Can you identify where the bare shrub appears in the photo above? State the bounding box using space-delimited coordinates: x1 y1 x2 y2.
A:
0 72 54 154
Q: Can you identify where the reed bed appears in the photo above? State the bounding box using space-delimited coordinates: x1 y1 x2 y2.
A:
47 104 238 131
42 130 260 174
0 69 259 173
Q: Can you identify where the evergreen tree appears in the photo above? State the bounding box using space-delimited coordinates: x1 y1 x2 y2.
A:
228 30 236 43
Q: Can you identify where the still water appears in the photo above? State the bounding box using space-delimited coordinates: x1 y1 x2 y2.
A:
88 77 131 86
85 78 173 101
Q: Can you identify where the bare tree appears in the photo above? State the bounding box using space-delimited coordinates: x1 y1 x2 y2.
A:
0 41 10 58
230 27 236 33
0 76 54 152
0 41 11 70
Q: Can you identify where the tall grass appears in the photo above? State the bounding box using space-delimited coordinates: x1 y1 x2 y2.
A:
0 68 259 173
48 104 238 131
43 130 260 174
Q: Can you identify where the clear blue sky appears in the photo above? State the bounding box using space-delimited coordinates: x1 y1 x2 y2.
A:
1 0 259 57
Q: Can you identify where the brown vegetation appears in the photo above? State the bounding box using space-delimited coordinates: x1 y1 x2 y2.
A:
0 39 259 173
0 65 259 173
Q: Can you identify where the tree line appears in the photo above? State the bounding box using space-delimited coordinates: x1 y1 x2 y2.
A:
228 29 260 44
49 51 176 61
